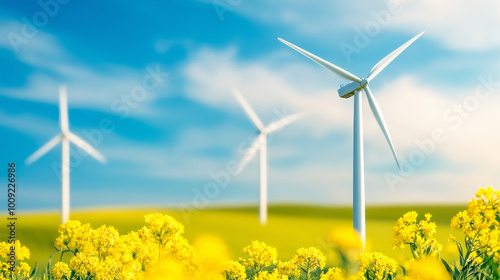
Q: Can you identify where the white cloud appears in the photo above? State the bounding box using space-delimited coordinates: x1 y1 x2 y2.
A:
0 21 169 119
216 0 500 52
390 0 500 51
0 110 58 139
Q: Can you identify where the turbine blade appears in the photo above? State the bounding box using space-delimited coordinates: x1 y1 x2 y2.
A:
265 112 305 133
67 132 106 163
25 134 62 165
232 89 264 130
236 134 265 174
363 86 400 169
278 38 361 83
59 85 69 133
367 32 425 81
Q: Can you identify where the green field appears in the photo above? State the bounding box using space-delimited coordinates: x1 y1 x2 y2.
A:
8 204 465 273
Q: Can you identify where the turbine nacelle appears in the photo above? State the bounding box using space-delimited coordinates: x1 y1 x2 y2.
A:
338 78 369 99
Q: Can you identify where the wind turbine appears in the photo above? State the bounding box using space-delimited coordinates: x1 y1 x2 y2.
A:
278 32 424 243
233 89 304 225
26 86 106 224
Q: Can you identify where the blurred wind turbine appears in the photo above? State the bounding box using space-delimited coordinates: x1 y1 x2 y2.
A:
233 89 304 225
26 86 106 224
278 32 424 244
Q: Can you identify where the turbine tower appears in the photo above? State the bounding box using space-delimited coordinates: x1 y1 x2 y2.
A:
26 86 106 224
233 89 304 225
279 32 424 243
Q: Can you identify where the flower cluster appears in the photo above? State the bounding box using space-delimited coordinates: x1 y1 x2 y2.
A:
395 187 500 279
393 211 442 257
445 187 500 277
226 243 337 280
403 257 450 280
51 213 196 280
450 187 500 256
356 252 398 280
0 240 32 279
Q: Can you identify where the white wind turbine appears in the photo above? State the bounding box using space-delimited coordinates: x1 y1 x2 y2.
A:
233 90 304 225
279 32 424 243
26 86 106 224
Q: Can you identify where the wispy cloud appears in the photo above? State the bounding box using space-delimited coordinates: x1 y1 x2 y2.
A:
0 21 169 119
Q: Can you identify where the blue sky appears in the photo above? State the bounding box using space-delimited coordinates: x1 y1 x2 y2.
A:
1 0 500 213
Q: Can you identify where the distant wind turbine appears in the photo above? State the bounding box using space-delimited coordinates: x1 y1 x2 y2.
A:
26 86 106 224
279 32 424 243
233 89 304 225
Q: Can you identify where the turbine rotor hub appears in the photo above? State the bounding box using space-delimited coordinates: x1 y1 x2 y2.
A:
360 79 368 88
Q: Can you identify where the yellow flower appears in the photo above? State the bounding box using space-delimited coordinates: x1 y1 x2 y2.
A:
393 211 418 248
144 213 184 245
69 252 99 278
320 267 345 280
51 262 72 280
15 261 31 278
55 220 92 251
120 260 143 280
328 226 363 252
292 247 326 271
405 257 451 280
275 260 300 278
468 251 483 266
393 212 441 257
145 258 190 280
358 252 398 279
94 257 121 280
0 240 31 261
223 261 247 280
193 234 230 274
254 270 287 280
91 225 120 258
240 241 277 269
451 187 500 259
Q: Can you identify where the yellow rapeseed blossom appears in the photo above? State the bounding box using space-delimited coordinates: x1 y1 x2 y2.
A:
240 241 278 269
393 212 441 257
254 270 287 280
193 234 230 274
144 258 190 280
357 252 398 280
223 260 247 280
328 226 363 252
55 220 92 251
14 261 31 278
320 267 345 280
51 262 72 280
275 260 300 278
69 252 99 278
0 240 31 279
144 212 184 245
91 225 120 258
404 257 451 280
450 187 500 262
393 211 418 248
467 251 483 266
293 247 326 271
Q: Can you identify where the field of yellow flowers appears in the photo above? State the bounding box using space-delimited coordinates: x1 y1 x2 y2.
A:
2 187 499 279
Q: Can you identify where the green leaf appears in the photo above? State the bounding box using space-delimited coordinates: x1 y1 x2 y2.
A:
442 259 454 275
29 262 38 278
399 264 407 276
